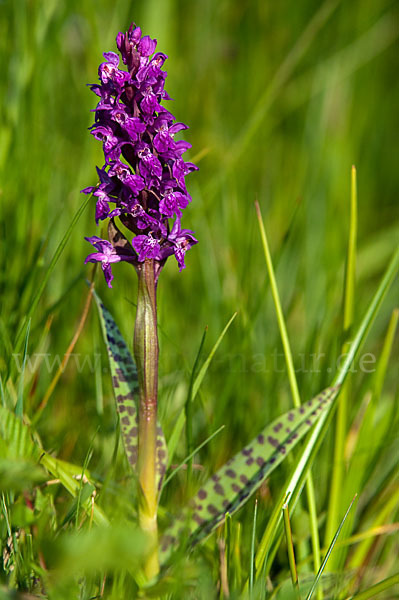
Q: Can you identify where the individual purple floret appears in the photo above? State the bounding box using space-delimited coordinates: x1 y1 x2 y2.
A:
83 23 198 285
85 236 136 288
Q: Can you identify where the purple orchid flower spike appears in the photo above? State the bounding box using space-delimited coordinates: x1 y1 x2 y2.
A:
83 21 198 286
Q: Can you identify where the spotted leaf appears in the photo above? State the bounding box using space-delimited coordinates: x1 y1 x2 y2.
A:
160 386 339 561
93 290 167 492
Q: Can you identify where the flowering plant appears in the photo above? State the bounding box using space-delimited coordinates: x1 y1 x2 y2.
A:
83 23 198 287
81 22 341 586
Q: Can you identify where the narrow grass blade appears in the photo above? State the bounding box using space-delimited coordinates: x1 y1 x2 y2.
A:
224 512 232 584
348 482 399 571
15 318 30 418
159 387 338 563
33 282 95 426
283 500 300 600
167 313 237 467
186 326 207 481
256 199 322 585
305 495 357 600
93 290 168 492
163 425 225 488
346 573 399 600
326 165 358 557
192 312 237 401
254 245 399 579
249 499 258 598
13 194 90 354
255 200 300 406
373 307 398 400
0 375 5 407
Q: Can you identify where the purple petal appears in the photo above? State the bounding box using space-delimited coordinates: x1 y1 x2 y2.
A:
138 35 157 57
103 52 119 66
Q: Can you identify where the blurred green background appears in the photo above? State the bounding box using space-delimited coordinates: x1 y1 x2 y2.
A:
0 0 398 595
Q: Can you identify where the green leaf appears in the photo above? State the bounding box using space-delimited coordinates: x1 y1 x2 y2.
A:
0 459 46 491
160 386 339 562
0 404 39 462
92 290 168 492
0 404 108 526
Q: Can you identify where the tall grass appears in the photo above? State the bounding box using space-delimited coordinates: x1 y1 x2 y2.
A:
1 0 398 598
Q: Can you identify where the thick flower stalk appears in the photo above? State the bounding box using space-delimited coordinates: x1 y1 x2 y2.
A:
82 23 198 578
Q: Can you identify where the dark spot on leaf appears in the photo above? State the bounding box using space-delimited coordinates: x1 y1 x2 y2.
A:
240 474 248 484
273 423 282 432
211 474 220 482
207 504 218 515
287 412 294 422
226 469 236 478
116 368 127 382
256 457 265 467
214 483 224 496
232 483 240 493
257 434 265 444
246 457 254 466
112 377 120 388
198 489 207 500
160 535 175 552
242 447 253 456
267 436 279 448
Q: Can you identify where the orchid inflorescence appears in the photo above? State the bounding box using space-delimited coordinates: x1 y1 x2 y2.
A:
83 23 198 287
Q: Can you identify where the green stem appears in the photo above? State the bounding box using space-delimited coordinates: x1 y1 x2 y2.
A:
134 258 159 579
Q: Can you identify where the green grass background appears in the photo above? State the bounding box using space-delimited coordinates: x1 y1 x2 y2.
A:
0 0 398 598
